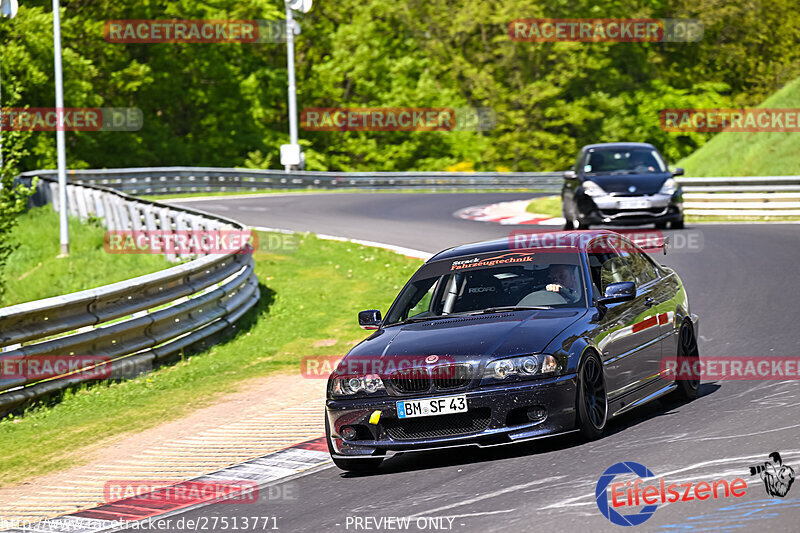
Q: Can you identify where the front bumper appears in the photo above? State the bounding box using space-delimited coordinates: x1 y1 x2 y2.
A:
326 373 577 459
580 193 683 226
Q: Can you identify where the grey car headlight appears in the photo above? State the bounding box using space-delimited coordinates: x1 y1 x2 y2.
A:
659 178 678 196
582 181 608 198
482 354 559 384
330 374 386 397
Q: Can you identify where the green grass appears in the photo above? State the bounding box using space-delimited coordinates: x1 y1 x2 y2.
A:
679 76 800 176
1 207 173 307
525 195 562 216
0 231 423 486
141 188 550 201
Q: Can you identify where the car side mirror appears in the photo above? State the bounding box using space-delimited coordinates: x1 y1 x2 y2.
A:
597 282 636 306
671 167 684 177
564 170 577 180
358 309 382 330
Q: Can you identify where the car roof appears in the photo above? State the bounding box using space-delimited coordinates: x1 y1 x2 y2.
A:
582 142 655 151
428 230 622 263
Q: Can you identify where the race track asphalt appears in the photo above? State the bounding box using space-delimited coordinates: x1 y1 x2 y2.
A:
160 193 800 532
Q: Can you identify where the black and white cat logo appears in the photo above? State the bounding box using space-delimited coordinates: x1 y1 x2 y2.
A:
749 452 795 497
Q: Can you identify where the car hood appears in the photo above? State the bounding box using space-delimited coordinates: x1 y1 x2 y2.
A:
344 309 586 368
586 173 670 195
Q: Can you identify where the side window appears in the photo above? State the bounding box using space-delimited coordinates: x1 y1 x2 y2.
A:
617 248 659 286
588 250 634 293
408 290 433 318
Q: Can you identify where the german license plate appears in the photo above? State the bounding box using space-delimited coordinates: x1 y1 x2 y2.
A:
396 395 467 419
619 199 651 209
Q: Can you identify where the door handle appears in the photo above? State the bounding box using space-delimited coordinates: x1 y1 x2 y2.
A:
645 297 656 307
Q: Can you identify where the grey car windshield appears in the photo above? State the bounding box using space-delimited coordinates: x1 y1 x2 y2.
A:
385 257 587 325
583 148 666 175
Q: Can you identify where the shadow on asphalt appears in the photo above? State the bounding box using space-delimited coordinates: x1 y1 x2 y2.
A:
339 382 722 478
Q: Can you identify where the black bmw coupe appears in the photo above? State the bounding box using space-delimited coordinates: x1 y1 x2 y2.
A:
325 230 699 472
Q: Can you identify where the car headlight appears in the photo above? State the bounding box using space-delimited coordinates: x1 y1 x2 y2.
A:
582 180 607 198
482 354 560 384
659 178 678 196
330 374 386 397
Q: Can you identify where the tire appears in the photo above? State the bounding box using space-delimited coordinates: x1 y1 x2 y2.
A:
672 321 700 401
576 219 591 229
576 351 607 440
325 416 383 473
670 218 685 230
654 221 668 229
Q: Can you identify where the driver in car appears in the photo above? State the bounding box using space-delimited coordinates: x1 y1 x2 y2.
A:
630 151 657 173
546 264 581 303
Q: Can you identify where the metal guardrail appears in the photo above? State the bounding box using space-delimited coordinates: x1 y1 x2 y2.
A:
17 167 566 193
678 176 800 216
18 168 800 216
0 177 260 413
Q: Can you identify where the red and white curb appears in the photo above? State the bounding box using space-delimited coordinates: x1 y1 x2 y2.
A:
455 200 565 226
2 438 329 533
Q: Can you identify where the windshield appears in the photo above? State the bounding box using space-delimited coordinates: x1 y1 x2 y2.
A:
384 255 587 325
583 148 666 175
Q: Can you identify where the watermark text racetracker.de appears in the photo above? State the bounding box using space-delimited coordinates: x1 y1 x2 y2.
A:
300 107 496 132
1 355 111 382
660 108 800 132
103 230 298 255
508 18 703 43
1 354 153 383
104 19 288 43
103 478 297 506
301 354 458 379
508 229 703 254
104 479 260 505
662 356 800 381
0 107 142 131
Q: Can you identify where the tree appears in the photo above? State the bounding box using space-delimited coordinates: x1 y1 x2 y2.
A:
0 130 35 299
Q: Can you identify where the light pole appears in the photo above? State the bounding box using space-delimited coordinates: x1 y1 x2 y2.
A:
52 0 68 256
280 0 312 173
0 0 20 169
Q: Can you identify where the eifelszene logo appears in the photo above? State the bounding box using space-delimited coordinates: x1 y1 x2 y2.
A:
596 462 658 526
595 461 748 526
749 452 795 497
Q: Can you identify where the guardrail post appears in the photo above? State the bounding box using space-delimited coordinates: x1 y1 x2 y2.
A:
128 203 144 231
74 186 90 220
50 182 60 211
143 204 159 233
157 207 177 262
174 211 193 260
112 196 132 230
66 185 79 217
91 189 104 220
100 192 117 230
